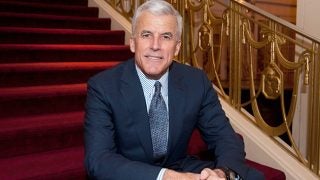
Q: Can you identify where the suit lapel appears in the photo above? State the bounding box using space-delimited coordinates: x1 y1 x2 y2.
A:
119 59 154 162
119 60 188 163
167 62 186 156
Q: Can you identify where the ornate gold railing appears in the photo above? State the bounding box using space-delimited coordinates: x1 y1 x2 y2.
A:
105 0 320 176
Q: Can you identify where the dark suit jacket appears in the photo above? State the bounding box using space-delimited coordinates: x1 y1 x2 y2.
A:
84 58 264 180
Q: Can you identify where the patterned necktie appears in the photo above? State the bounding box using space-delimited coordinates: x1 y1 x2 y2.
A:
148 81 169 159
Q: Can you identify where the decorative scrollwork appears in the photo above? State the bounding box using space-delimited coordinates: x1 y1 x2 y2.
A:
242 20 272 48
119 0 134 17
198 24 212 51
261 64 282 99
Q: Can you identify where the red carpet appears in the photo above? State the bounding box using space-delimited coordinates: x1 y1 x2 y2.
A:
0 27 125 44
0 0 285 179
0 0 132 178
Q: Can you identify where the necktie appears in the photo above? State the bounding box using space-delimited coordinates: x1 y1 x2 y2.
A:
149 81 169 159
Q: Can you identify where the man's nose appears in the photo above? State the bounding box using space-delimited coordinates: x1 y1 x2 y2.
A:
151 35 161 50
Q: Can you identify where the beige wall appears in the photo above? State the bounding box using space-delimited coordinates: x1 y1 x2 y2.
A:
297 0 320 38
293 0 320 159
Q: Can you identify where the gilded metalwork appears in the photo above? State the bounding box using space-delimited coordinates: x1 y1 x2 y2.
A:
185 0 229 98
227 1 312 166
261 64 281 99
105 0 139 20
199 24 213 51
307 43 320 175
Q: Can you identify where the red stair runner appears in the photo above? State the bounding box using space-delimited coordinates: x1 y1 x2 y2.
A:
0 0 132 178
0 61 120 87
0 0 99 17
0 44 132 62
0 27 125 44
0 12 111 29
0 146 86 179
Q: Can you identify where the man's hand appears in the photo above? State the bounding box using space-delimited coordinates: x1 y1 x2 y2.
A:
200 168 226 180
163 169 200 180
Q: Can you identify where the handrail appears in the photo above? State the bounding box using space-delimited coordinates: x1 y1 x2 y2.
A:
234 0 320 43
103 0 320 177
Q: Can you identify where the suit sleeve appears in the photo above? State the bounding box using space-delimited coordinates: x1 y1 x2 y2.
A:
196 72 263 179
84 78 161 180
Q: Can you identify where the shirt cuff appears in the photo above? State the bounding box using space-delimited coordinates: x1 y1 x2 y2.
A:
156 168 167 180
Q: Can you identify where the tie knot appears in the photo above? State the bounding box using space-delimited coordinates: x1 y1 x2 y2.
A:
154 81 162 93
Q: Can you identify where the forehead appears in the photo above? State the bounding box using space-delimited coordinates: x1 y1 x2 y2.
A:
135 11 177 33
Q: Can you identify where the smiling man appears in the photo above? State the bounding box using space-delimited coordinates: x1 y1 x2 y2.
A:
84 1 264 180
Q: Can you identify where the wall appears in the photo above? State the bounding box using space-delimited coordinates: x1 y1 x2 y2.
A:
293 0 320 158
297 0 320 38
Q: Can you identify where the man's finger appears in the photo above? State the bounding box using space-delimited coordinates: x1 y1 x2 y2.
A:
200 168 214 179
200 168 227 180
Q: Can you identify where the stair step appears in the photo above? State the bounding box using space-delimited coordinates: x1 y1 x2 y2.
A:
0 12 110 29
0 146 86 179
0 27 125 45
0 83 87 118
0 83 86 100
0 61 120 72
0 0 98 17
0 111 84 158
0 61 120 87
3 0 88 6
0 44 133 62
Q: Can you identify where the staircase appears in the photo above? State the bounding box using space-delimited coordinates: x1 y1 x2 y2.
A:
0 0 133 178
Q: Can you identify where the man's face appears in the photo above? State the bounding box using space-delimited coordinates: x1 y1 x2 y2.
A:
130 11 181 80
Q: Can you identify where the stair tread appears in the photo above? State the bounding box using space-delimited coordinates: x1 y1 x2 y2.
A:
0 0 98 17
0 26 124 35
0 61 120 72
0 0 96 10
0 27 125 44
0 146 85 179
0 111 84 135
0 12 110 30
0 83 86 100
0 44 132 61
0 11 108 21
2 0 88 6
0 44 130 50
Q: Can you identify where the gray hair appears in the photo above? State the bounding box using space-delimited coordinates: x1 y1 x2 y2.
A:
131 0 182 40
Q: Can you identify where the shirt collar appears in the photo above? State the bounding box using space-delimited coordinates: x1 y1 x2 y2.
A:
135 64 168 97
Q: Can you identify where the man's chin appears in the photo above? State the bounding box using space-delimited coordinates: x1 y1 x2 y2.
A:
144 71 163 80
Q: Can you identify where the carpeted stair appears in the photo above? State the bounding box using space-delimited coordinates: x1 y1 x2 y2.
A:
0 0 133 178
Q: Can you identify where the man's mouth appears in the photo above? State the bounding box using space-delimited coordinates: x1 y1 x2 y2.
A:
145 55 163 60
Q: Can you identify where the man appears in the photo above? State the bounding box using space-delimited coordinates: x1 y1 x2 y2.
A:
84 0 264 179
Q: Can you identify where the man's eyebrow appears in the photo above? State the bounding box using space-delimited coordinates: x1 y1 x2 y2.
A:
139 31 174 35
140 30 152 34
161 32 174 36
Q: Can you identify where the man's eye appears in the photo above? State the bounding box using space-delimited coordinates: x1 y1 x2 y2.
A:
162 35 172 40
141 33 151 38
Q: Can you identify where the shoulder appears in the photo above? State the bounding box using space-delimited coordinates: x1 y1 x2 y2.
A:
87 59 134 92
89 59 132 83
170 61 209 82
171 61 205 76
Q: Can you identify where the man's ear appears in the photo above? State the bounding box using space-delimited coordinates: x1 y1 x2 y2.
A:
129 38 135 53
174 41 182 56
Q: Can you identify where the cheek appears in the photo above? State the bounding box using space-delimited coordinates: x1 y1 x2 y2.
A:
165 47 178 59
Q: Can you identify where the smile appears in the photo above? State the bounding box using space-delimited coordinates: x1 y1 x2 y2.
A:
145 55 163 60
